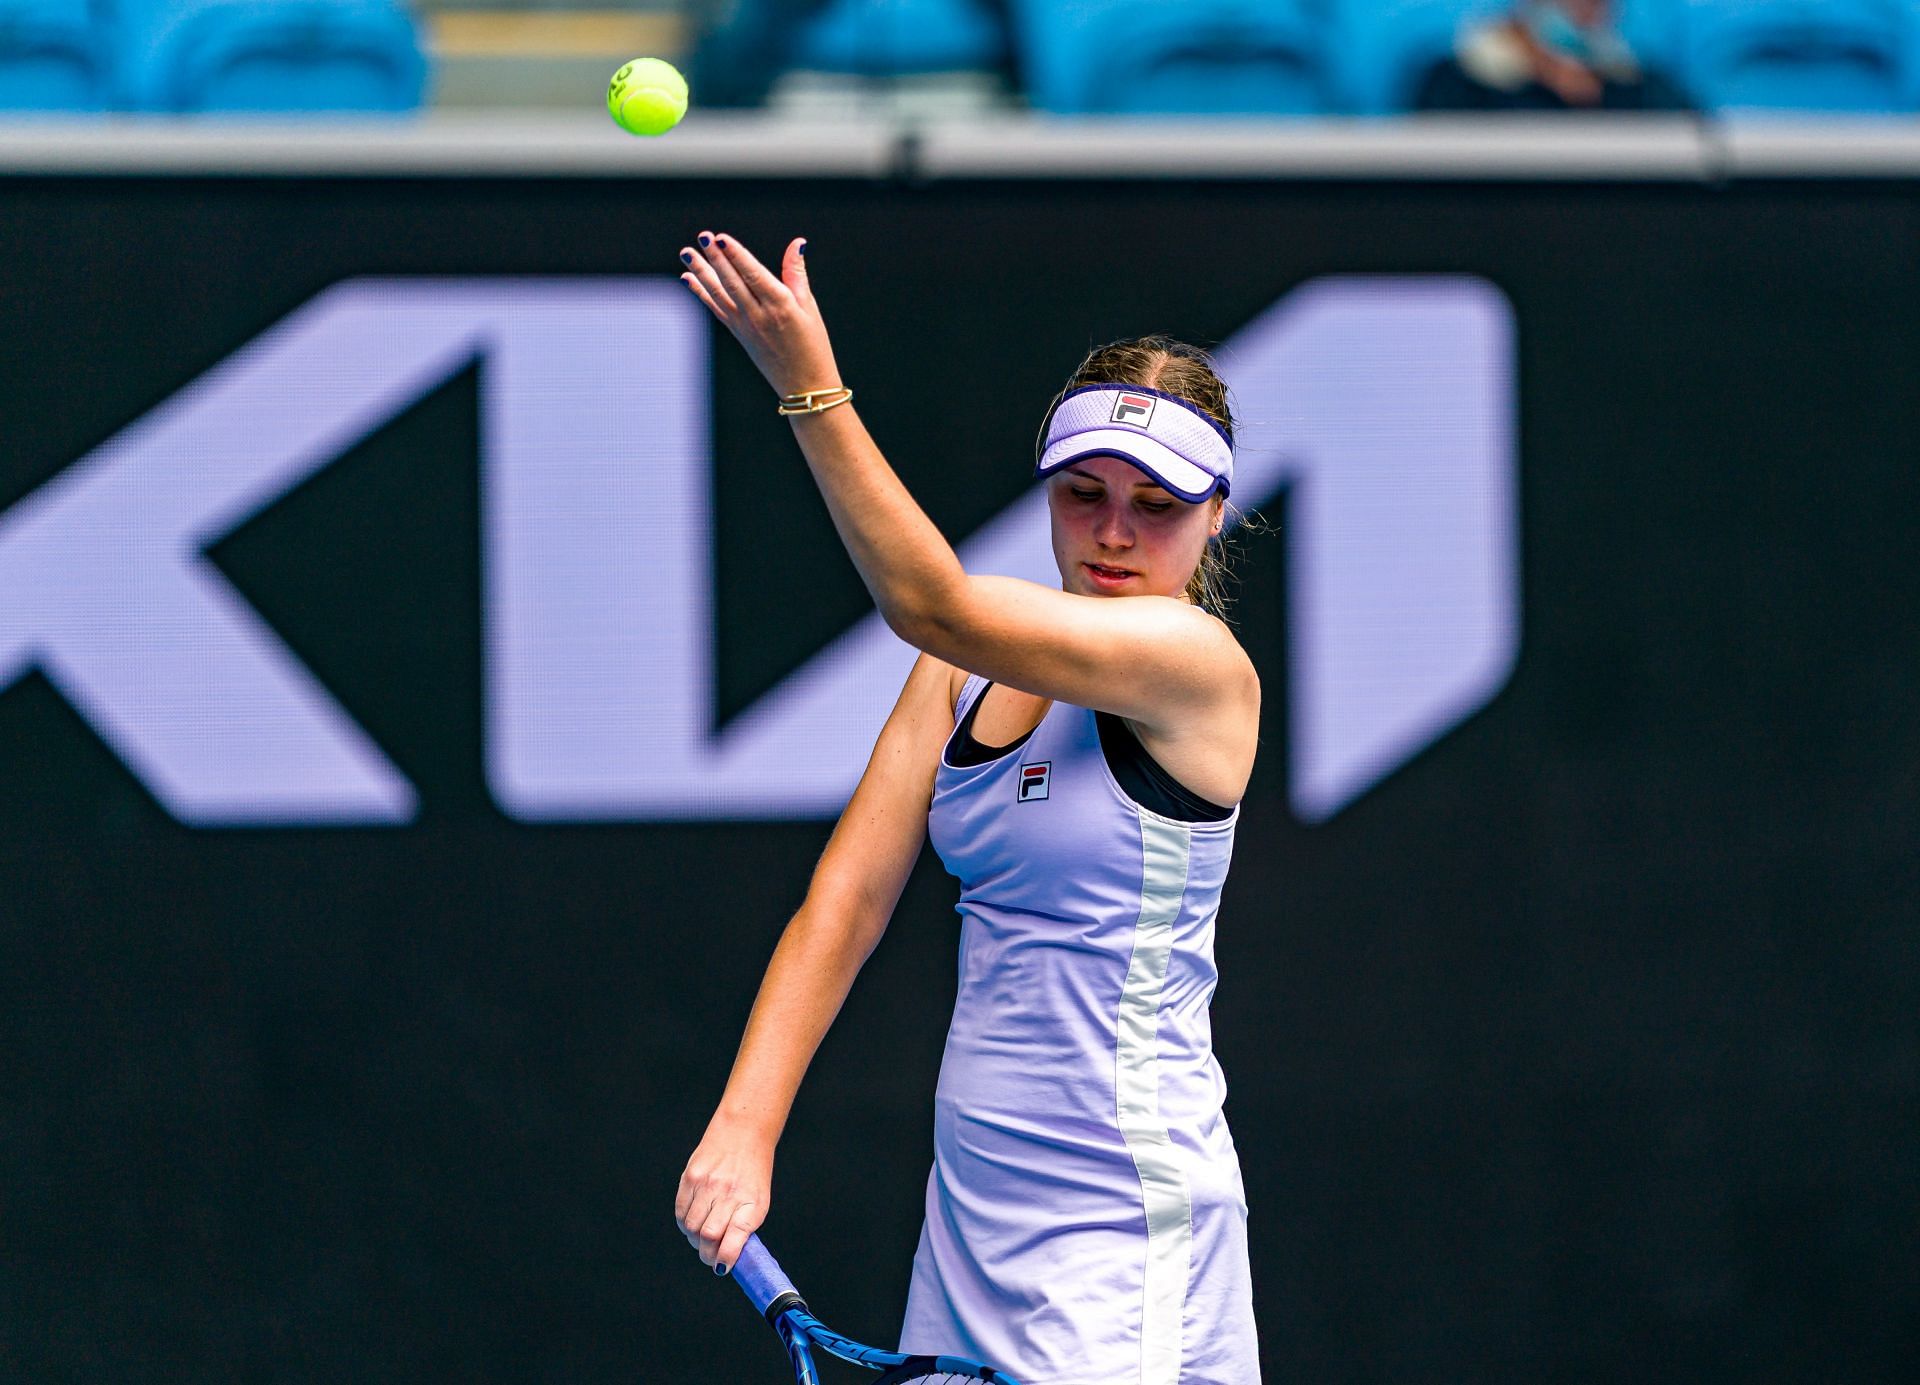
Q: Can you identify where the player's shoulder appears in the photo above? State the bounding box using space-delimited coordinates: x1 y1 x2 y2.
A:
1211 620 1261 709
1156 597 1260 698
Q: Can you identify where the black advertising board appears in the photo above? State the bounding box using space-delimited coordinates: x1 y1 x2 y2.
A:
1 170 1915 1382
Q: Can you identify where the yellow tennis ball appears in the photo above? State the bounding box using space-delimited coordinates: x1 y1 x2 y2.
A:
607 57 688 137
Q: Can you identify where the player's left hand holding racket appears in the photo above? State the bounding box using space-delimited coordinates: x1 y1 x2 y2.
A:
726 1234 1019 1385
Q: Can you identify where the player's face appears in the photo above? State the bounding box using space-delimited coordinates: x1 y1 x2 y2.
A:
1046 455 1223 601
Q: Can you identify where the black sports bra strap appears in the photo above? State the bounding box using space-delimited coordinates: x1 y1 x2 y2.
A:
1095 710 1235 823
945 680 1038 769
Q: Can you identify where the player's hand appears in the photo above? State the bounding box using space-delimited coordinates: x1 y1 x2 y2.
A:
1535 53 1605 106
678 232 844 400
675 1116 774 1274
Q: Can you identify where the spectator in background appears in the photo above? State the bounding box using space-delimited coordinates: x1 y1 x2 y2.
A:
689 0 1019 109
1417 0 1690 111
689 0 818 107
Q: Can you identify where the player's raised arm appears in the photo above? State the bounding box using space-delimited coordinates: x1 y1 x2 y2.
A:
674 652 954 1274
676 233 1254 740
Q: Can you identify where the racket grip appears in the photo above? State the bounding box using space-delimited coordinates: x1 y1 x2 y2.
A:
730 1234 798 1318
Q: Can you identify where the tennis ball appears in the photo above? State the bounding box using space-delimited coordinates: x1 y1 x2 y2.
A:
607 57 688 137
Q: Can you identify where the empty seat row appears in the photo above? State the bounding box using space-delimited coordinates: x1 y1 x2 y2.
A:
0 0 426 113
10 0 1920 118
787 0 1920 115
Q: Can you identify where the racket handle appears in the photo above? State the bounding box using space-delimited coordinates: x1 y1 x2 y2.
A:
730 1234 799 1318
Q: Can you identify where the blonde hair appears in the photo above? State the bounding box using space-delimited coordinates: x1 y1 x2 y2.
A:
1045 335 1245 619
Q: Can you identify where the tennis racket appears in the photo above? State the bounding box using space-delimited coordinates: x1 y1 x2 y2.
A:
729 1234 1020 1384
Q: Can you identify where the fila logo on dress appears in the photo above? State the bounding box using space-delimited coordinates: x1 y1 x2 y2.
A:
1110 392 1156 427
1018 762 1052 802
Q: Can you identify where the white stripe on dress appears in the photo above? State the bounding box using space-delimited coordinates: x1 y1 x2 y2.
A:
1115 813 1195 1385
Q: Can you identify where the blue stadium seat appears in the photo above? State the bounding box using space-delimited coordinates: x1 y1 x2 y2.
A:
1010 0 1334 115
0 0 111 110
115 0 428 113
1330 0 1506 115
1332 0 1686 114
792 0 1008 77
1675 0 1917 112
1618 0 1688 84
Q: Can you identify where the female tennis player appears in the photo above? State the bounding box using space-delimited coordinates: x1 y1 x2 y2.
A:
671 231 1261 1385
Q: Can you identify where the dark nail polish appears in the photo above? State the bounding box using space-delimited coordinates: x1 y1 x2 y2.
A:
713 1262 729 1277
716 236 728 248
679 251 693 265
697 234 711 248
799 241 807 257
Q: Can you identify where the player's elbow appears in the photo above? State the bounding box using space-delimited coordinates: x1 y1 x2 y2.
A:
878 571 976 662
880 601 954 660
803 857 900 941
795 886 890 961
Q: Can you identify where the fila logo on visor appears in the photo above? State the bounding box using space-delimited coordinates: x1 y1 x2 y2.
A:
1018 762 1052 802
1110 393 1156 427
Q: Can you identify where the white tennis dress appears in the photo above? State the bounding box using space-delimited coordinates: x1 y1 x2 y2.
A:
898 676 1259 1385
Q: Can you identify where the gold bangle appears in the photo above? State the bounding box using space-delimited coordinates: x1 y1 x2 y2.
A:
776 386 854 416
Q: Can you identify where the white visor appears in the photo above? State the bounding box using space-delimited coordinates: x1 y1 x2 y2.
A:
1035 385 1232 502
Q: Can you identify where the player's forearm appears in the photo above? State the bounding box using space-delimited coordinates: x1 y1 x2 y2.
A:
708 903 880 1144
786 406 969 644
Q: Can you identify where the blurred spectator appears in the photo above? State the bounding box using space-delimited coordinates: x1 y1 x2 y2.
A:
690 0 815 106
1417 0 1689 111
689 0 1017 110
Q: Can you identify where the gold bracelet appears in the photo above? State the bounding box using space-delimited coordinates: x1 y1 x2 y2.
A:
776 386 854 417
